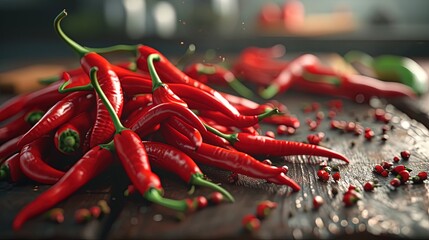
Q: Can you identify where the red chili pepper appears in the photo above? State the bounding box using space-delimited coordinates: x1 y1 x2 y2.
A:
197 108 279 128
89 66 197 213
124 102 206 136
183 63 254 98
143 141 234 202
19 137 65 184
17 92 95 148
122 94 153 118
0 135 22 163
0 81 66 123
54 111 94 155
0 153 24 182
206 125 349 163
162 125 300 191
262 114 300 128
165 117 202 150
55 10 124 148
12 145 114 230
0 109 45 145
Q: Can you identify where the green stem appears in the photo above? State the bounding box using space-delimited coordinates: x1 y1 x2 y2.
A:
147 54 164 92
58 130 80 153
259 84 279 99
204 123 238 144
0 165 9 180
228 79 255 99
25 111 45 125
89 67 127 133
39 76 60 85
84 44 139 55
190 174 234 203
58 81 93 93
257 108 280 121
176 44 196 69
144 188 189 212
54 10 89 58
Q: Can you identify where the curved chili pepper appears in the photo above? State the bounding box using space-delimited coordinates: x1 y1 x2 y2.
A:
162 125 299 191
19 137 65 184
197 108 279 128
17 91 95 148
165 117 202 150
0 81 66 123
0 153 24 182
54 10 124 148
90 67 197 213
0 135 23 163
0 109 44 145
184 63 254 98
144 141 234 202
262 115 301 129
122 94 153 118
12 144 114 230
54 111 94 155
206 125 349 163
124 102 206 136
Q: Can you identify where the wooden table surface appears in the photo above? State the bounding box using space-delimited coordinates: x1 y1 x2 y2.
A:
1 71 429 239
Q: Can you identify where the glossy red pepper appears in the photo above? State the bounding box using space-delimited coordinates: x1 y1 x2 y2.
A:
12 145 114 230
17 92 94 148
165 117 202 150
183 63 254 98
122 94 153 118
162 124 299 191
55 10 124 148
206 126 349 163
0 81 66 123
19 137 65 184
197 108 279 128
0 108 45 145
143 141 234 202
262 114 301 128
54 111 94 155
0 135 22 164
89 66 197 213
0 153 24 182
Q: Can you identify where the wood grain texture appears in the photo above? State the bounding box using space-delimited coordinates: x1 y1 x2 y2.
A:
1 90 428 239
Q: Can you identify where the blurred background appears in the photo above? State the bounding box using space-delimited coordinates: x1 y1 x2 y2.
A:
1 0 429 69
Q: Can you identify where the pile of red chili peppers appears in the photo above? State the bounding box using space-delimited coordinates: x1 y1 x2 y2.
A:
0 10 359 231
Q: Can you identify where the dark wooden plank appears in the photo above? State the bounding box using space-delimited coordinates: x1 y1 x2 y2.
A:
105 92 429 239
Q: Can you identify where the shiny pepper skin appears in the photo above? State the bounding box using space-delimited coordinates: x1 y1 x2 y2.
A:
209 192 224 205
196 196 208 209
390 178 401 188
400 150 411 160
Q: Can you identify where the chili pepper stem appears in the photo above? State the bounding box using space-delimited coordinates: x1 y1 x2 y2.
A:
144 188 190 212
89 67 127 134
204 123 238 144
84 44 139 55
228 79 255 99
0 169 7 179
259 85 279 99
39 76 60 85
147 54 164 92
258 108 280 121
59 130 80 153
54 10 89 58
58 81 93 94
190 174 235 203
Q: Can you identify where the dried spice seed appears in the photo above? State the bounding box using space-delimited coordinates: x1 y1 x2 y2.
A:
242 214 261 232
400 150 411 160
256 200 277 219
364 130 375 140
390 178 401 188
208 192 224 205
332 172 340 181
317 169 330 182
393 156 400 163
196 196 208 209
381 170 389 177
397 170 410 183
307 134 321 145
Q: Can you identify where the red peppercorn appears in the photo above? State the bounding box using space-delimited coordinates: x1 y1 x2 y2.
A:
393 156 400 163
381 161 393 170
328 110 336 119
316 111 325 120
256 200 277 219
208 192 224 205
345 122 356 132
363 181 376 192
307 134 321 145
364 130 375 140
397 170 410 183
46 208 64 224
373 164 384 174
347 185 357 192
332 172 340 181
287 127 296 135
276 125 288 135
381 170 389 178
400 150 411 160
74 208 92 224
89 206 101 219
308 120 318 131
265 131 275 138
391 165 411 175
196 196 208 209
317 169 330 182
242 214 261 232
312 195 324 209
390 178 401 188
343 191 359 207
412 171 428 184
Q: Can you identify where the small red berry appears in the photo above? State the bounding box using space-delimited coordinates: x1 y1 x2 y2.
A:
390 178 401 188
393 156 400 162
89 206 101 219
317 169 330 182
364 130 375 140
46 208 64 224
313 195 324 209
242 214 261 232
209 192 224 205
400 150 411 160
332 172 340 181
74 208 92 224
345 122 356 132
347 185 357 192
373 164 384 174
256 200 277 219
417 171 428 180
381 170 389 177
343 191 359 207
392 165 411 175
397 170 410 183
196 196 208 209
308 120 318 131
307 134 321 145
381 161 393 170
287 127 296 135
363 181 375 192
276 125 288 135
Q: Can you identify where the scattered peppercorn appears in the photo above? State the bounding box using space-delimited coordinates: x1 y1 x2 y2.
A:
208 192 224 205
74 208 92 224
312 195 324 210
393 156 400 163
381 170 389 178
45 208 64 224
196 196 208 209
89 206 101 219
396 170 410 183
381 161 393 170
242 214 261 232
400 150 411 160
276 125 288 135
317 169 330 182
332 172 340 182
363 181 379 192
412 171 428 184
364 130 375 141
390 178 401 188
256 200 278 219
